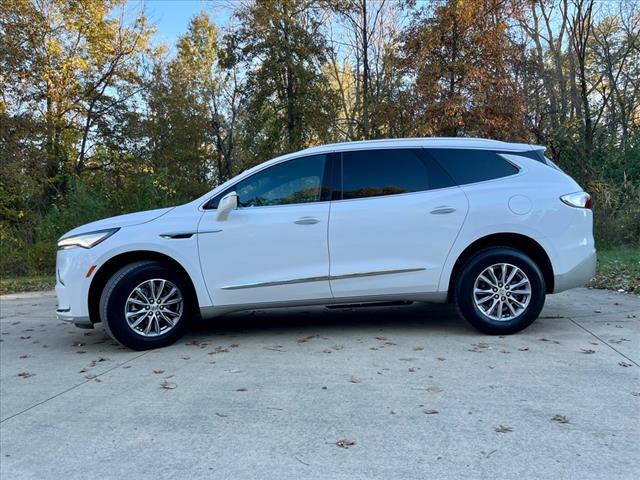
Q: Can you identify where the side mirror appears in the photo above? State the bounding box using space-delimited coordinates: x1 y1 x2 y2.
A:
216 191 238 221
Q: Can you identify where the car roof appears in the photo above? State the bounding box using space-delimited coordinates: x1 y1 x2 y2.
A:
299 137 543 155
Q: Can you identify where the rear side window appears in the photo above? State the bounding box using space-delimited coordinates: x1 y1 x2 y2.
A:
427 149 519 186
340 149 454 200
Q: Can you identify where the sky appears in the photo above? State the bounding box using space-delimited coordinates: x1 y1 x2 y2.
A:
127 0 234 50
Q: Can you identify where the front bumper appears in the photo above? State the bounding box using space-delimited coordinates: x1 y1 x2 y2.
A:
553 249 597 293
55 246 98 328
56 309 94 329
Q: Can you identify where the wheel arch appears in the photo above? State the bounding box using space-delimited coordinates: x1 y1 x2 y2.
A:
88 251 199 325
446 233 554 300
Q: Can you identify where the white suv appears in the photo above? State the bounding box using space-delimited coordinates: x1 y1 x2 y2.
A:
56 138 596 350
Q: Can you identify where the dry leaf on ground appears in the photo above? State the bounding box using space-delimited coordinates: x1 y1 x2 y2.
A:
495 425 513 433
336 439 355 449
552 414 570 423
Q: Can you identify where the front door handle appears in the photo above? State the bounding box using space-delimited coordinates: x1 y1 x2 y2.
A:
294 217 320 225
430 206 456 215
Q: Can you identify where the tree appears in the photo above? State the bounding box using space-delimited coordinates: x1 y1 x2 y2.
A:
232 0 336 157
0 0 153 199
402 0 527 139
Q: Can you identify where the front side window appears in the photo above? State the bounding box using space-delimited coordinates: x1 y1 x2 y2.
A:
427 149 519 186
205 155 326 209
340 149 437 200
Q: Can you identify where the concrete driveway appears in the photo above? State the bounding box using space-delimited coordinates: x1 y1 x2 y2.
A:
0 288 638 479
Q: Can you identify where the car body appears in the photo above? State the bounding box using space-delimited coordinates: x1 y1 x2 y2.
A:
55 137 596 349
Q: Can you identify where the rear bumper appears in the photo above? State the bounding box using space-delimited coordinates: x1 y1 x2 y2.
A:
553 249 596 293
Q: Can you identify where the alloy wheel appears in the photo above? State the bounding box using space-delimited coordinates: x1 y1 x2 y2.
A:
473 263 531 321
124 279 184 337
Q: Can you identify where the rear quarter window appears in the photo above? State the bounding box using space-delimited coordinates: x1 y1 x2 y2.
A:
427 149 519 186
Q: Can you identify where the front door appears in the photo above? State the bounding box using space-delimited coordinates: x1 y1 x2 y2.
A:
198 154 333 306
328 148 468 298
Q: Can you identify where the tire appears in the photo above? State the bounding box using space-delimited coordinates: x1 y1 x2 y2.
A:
99 261 194 350
454 247 546 335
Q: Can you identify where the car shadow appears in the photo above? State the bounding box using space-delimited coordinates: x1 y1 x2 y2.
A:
187 301 468 337
61 302 476 353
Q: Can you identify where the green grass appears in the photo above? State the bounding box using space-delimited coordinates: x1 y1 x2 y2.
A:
589 248 640 294
1 248 638 295
0 275 56 295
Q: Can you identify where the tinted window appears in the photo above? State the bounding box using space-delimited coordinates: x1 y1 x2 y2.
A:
340 149 450 200
205 155 326 208
427 149 519 185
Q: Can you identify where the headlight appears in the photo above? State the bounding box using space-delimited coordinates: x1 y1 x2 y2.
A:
57 228 119 250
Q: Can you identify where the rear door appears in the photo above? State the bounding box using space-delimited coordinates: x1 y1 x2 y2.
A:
328 148 468 298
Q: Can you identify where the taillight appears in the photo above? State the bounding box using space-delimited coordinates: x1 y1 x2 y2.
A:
560 192 591 209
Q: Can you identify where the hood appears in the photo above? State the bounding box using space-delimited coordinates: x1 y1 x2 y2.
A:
61 207 175 239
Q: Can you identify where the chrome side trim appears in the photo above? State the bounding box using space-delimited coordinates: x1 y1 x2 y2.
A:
220 267 426 290
221 275 329 290
160 229 222 239
330 267 426 281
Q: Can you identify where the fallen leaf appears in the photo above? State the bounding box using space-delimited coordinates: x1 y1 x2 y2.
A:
423 409 439 415
297 335 317 343
350 375 361 383
495 425 513 433
551 414 569 424
160 380 177 389
336 439 355 449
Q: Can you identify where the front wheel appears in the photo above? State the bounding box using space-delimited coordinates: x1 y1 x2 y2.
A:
99 261 193 350
454 247 546 335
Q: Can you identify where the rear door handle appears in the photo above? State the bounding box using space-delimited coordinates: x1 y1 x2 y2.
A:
294 217 320 225
430 206 456 215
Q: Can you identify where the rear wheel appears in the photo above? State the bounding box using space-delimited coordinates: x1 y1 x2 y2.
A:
454 247 546 335
99 261 193 350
